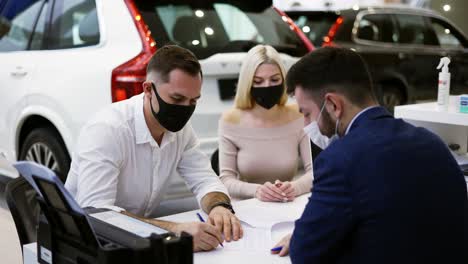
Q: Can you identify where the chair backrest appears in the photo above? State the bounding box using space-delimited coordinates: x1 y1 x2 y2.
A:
310 140 323 163
172 15 204 46
211 149 220 176
5 176 41 250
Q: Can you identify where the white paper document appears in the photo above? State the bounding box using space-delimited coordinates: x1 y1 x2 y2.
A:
194 224 292 264
235 194 309 228
222 225 271 252
90 210 167 237
195 250 291 264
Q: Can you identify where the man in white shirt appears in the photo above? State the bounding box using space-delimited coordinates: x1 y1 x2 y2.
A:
65 45 242 252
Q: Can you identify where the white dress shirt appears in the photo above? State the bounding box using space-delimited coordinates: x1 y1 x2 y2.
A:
65 94 228 218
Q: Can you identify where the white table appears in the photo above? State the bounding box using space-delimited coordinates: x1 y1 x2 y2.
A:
395 97 468 189
395 96 468 155
23 194 310 264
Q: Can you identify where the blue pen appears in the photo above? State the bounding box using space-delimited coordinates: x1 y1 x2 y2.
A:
271 246 283 252
196 212 224 248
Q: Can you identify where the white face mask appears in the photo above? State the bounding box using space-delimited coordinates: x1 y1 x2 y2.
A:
303 100 340 149
303 121 330 149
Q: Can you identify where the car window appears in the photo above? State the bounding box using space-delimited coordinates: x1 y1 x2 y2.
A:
215 4 262 43
395 14 438 45
288 12 339 47
137 1 308 59
49 0 99 49
0 0 46 52
357 13 397 43
30 1 49 50
430 18 463 49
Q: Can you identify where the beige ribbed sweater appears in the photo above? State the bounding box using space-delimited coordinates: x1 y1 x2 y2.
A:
218 117 313 200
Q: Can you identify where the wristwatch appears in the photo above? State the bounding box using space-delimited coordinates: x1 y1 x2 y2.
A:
210 202 235 214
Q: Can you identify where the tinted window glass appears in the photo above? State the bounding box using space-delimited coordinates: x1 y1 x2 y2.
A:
0 0 45 51
137 1 308 59
30 1 49 50
430 18 463 48
49 0 99 49
395 14 437 45
287 11 338 47
357 13 397 43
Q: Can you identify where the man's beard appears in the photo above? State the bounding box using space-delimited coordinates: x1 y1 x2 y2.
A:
318 108 337 138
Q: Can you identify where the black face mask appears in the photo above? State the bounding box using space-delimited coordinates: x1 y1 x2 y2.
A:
150 83 195 132
250 84 284 110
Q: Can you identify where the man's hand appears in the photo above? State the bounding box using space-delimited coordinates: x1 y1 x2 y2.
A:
255 181 289 202
208 206 243 242
175 222 224 252
122 210 224 252
275 180 297 201
271 233 292 257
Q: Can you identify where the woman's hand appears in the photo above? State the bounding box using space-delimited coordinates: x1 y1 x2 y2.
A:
255 181 288 202
274 180 297 201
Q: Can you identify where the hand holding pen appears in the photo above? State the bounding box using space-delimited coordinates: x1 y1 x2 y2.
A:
197 212 224 248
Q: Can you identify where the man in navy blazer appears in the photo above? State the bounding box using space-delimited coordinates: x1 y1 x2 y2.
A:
272 47 468 263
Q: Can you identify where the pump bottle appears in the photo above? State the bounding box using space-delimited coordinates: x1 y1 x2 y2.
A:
437 57 451 111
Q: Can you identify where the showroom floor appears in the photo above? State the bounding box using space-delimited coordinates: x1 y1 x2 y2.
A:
0 183 22 264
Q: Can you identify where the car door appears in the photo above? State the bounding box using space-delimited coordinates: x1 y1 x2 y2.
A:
20 0 103 178
352 12 405 110
393 12 443 101
0 0 50 162
428 16 468 96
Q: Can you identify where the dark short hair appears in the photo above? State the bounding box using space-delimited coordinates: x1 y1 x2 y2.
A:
147 45 202 83
286 47 376 106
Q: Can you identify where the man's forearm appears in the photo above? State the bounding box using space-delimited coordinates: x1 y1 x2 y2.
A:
122 211 180 234
201 192 231 213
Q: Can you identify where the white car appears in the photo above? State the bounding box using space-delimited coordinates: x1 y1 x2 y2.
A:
0 0 312 210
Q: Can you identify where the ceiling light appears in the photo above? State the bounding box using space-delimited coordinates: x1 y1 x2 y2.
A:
205 27 214 35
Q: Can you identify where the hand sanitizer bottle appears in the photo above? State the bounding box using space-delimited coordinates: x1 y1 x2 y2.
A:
437 57 451 111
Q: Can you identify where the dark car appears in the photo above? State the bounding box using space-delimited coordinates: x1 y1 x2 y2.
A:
287 6 468 110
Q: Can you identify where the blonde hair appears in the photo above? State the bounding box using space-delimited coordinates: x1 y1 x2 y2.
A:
234 45 288 109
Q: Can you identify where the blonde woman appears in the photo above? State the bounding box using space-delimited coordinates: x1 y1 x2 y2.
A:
218 45 313 202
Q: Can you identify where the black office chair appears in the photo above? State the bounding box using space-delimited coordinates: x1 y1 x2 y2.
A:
5 176 41 252
310 140 323 163
211 149 220 176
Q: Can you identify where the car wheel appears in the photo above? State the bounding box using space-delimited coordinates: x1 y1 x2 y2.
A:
381 85 405 112
19 128 70 182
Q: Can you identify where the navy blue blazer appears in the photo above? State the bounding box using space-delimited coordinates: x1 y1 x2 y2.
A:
290 107 468 264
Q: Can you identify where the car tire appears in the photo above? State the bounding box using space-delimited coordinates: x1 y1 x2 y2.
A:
18 128 70 182
380 85 405 112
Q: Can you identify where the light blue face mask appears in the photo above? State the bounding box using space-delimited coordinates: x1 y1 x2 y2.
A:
303 100 340 149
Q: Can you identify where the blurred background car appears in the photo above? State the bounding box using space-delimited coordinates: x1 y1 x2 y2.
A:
0 0 312 212
279 1 468 110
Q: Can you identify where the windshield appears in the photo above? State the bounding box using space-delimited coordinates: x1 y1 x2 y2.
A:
135 1 309 59
287 11 338 47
